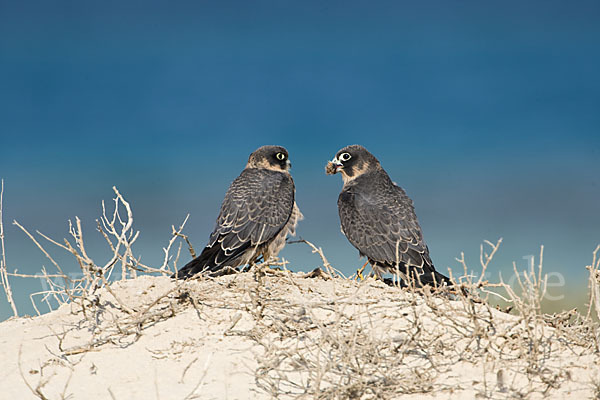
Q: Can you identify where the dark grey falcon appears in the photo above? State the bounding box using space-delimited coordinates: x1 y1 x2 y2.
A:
174 145 302 279
326 145 449 287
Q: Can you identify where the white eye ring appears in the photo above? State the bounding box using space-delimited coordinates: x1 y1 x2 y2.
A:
276 152 286 161
339 152 351 162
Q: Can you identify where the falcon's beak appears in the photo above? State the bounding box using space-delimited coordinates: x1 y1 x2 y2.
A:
325 157 343 175
331 157 343 172
286 159 292 170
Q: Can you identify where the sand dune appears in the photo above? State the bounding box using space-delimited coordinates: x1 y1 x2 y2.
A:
1 270 599 399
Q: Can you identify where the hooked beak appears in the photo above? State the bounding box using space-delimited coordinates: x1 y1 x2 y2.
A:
286 159 292 170
325 156 343 175
331 157 343 172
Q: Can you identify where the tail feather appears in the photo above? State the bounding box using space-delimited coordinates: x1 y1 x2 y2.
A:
417 267 452 287
171 241 251 279
384 262 452 288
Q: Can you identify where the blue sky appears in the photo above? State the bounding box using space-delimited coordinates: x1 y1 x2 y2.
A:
1 1 599 319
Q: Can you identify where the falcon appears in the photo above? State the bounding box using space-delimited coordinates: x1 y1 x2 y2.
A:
174 145 302 279
326 145 449 287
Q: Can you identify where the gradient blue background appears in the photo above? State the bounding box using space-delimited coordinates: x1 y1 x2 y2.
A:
1 1 599 320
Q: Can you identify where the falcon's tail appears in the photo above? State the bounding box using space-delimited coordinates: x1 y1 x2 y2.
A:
416 267 452 288
392 263 452 288
171 242 251 279
418 266 475 298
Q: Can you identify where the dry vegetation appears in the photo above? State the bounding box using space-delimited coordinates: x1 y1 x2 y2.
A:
1 185 600 399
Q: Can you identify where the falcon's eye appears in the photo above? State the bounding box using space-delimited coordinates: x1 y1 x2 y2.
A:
275 152 286 161
339 152 352 162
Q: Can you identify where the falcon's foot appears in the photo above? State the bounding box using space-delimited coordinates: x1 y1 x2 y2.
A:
355 260 370 281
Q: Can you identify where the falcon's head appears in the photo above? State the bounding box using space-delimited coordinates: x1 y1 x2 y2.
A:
247 145 291 172
326 145 381 183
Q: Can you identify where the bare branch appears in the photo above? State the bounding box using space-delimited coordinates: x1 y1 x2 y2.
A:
0 179 18 317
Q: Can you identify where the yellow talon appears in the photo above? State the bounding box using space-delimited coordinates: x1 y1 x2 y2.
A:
356 260 369 281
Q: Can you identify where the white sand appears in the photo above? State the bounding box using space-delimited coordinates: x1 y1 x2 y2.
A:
1 271 598 399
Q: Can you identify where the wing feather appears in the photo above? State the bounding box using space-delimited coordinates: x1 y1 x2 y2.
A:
175 168 294 278
338 173 433 271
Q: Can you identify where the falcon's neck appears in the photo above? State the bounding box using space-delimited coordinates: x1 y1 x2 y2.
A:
342 168 385 186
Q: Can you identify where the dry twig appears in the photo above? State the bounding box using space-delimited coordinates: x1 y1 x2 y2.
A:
0 179 18 317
